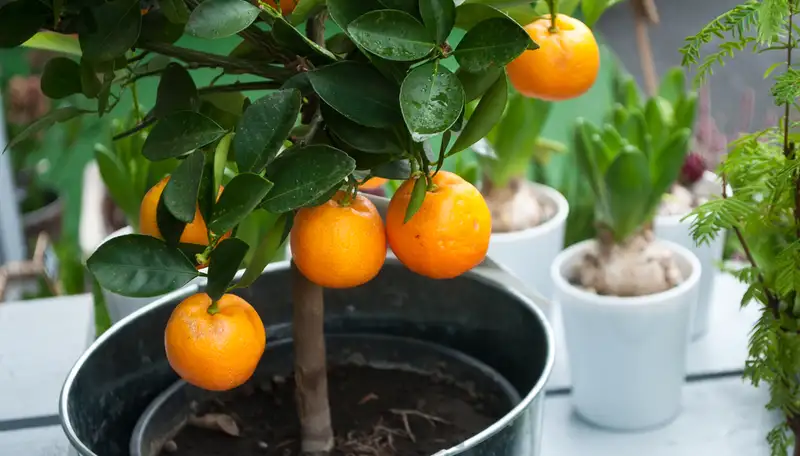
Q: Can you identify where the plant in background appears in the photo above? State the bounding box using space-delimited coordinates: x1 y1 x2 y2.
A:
0 0 553 452
682 1 800 454
572 66 695 296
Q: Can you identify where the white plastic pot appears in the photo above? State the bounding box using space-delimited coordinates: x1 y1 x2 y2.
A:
487 183 569 314
551 239 701 431
654 171 728 339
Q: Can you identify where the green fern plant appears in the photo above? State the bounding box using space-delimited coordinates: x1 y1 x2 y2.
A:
575 66 697 242
683 1 800 454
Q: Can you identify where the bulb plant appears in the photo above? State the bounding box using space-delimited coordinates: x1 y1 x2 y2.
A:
573 65 696 296
682 1 800 453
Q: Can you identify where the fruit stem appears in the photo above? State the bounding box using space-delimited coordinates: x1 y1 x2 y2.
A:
546 0 559 33
207 300 220 315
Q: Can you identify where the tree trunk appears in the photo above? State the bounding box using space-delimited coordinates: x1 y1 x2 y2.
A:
631 0 660 97
291 261 334 454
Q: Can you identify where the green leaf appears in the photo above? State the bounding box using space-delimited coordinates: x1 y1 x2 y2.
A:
262 145 356 212
658 67 686 106
420 0 456 44
140 10 185 44
206 238 249 301
22 31 81 56
321 102 403 154
237 212 292 288
405 177 427 223
95 144 140 223
289 0 326 25
449 71 507 155
581 0 610 28
372 159 411 179
379 0 419 16
186 0 260 39
87 234 200 297
4 107 90 152
348 10 436 62
327 0 381 31
673 92 698 132
573 119 607 215
453 3 507 30
644 97 668 149
272 17 339 64
457 66 503 102
649 128 692 210
454 17 532 73
326 33 357 54
80 58 102 98
163 150 205 223
143 111 226 161
80 0 142 62
400 61 465 142
155 63 199 119
197 158 217 227
40 57 83 100
0 0 50 48
605 147 651 241
160 0 191 24
214 133 232 191
209 173 274 233
619 111 650 157
157 192 188 246
307 61 401 128
234 89 302 173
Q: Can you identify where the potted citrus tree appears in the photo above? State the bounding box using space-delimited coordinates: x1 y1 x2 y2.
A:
681 1 800 453
0 0 572 454
550 91 701 429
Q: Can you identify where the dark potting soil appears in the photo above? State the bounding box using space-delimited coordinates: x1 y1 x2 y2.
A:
161 365 510 456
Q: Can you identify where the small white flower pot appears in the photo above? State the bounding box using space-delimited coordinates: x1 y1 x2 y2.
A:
551 239 701 431
654 171 728 339
487 183 569 316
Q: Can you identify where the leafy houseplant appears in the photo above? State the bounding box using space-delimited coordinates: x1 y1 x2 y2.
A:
548 64 702 430
682 1 800 453
0 0 567 454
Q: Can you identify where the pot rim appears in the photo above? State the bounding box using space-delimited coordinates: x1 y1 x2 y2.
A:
550 238 702 307
60 258 555 456
656 171 731 226
489 182 570 242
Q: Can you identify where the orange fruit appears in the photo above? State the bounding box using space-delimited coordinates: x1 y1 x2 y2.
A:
165 293 266 391
360 177 388 190
506 14 600 101
386 171 491 279
139 176 226 246
291 191 386 288
265 0 297 14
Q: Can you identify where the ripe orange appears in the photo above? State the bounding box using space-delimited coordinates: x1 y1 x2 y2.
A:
360 177 388 190
265 0 297 14
165 293 266 391
386 171 491 279
139 176 225 246
506 14 600 101
291 191 386 288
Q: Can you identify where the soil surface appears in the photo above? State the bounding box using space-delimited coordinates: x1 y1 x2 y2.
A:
160 365 510 456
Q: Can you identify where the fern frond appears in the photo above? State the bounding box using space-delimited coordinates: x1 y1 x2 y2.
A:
771 67 800 105
758 0 791 43
680 1 760 67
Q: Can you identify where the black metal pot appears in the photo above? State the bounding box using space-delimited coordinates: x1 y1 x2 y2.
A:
60 259 554 456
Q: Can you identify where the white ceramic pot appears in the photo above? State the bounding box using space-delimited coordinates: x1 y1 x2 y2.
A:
487 183 568 315
551 239 701 431
654 171 728 339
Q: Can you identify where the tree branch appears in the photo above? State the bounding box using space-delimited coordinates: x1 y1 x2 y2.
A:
198 81 283 94
632 0 659 96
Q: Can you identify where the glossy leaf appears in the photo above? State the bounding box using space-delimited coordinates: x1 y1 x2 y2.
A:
157 193 187 246
326 33 357 54
160 0 191 23
581 0 622 28
449 71 507 155
186 0 260 39
373 159 412 179
605 147 651 241
348 10 435 62
143 111 226 161
140 10 185 43
234 89 302 173
321 103 402 154
453 3 506 30
327 0 381 30
206 238 249 300
94 144 139 223
237 212 292 288
454 17 532 73
307 61 401 128
405 177 427 223
80 0 142 62
22 31 81 56
80 58 102 98
289 0 326 24
379 0 419 16
4 107 90 152
420 0 456 44
262 145 356 213
214 133 232 191
0 0 50 48
400 62 465 142
41 57 82 99
209 173 274 234
272 18 338 64
163 150 205 223
457 66 503 102
87 234 199 297
155 63 199 119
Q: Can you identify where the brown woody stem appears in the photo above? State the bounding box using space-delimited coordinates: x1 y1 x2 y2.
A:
291 261 333 455
632 0 659 96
